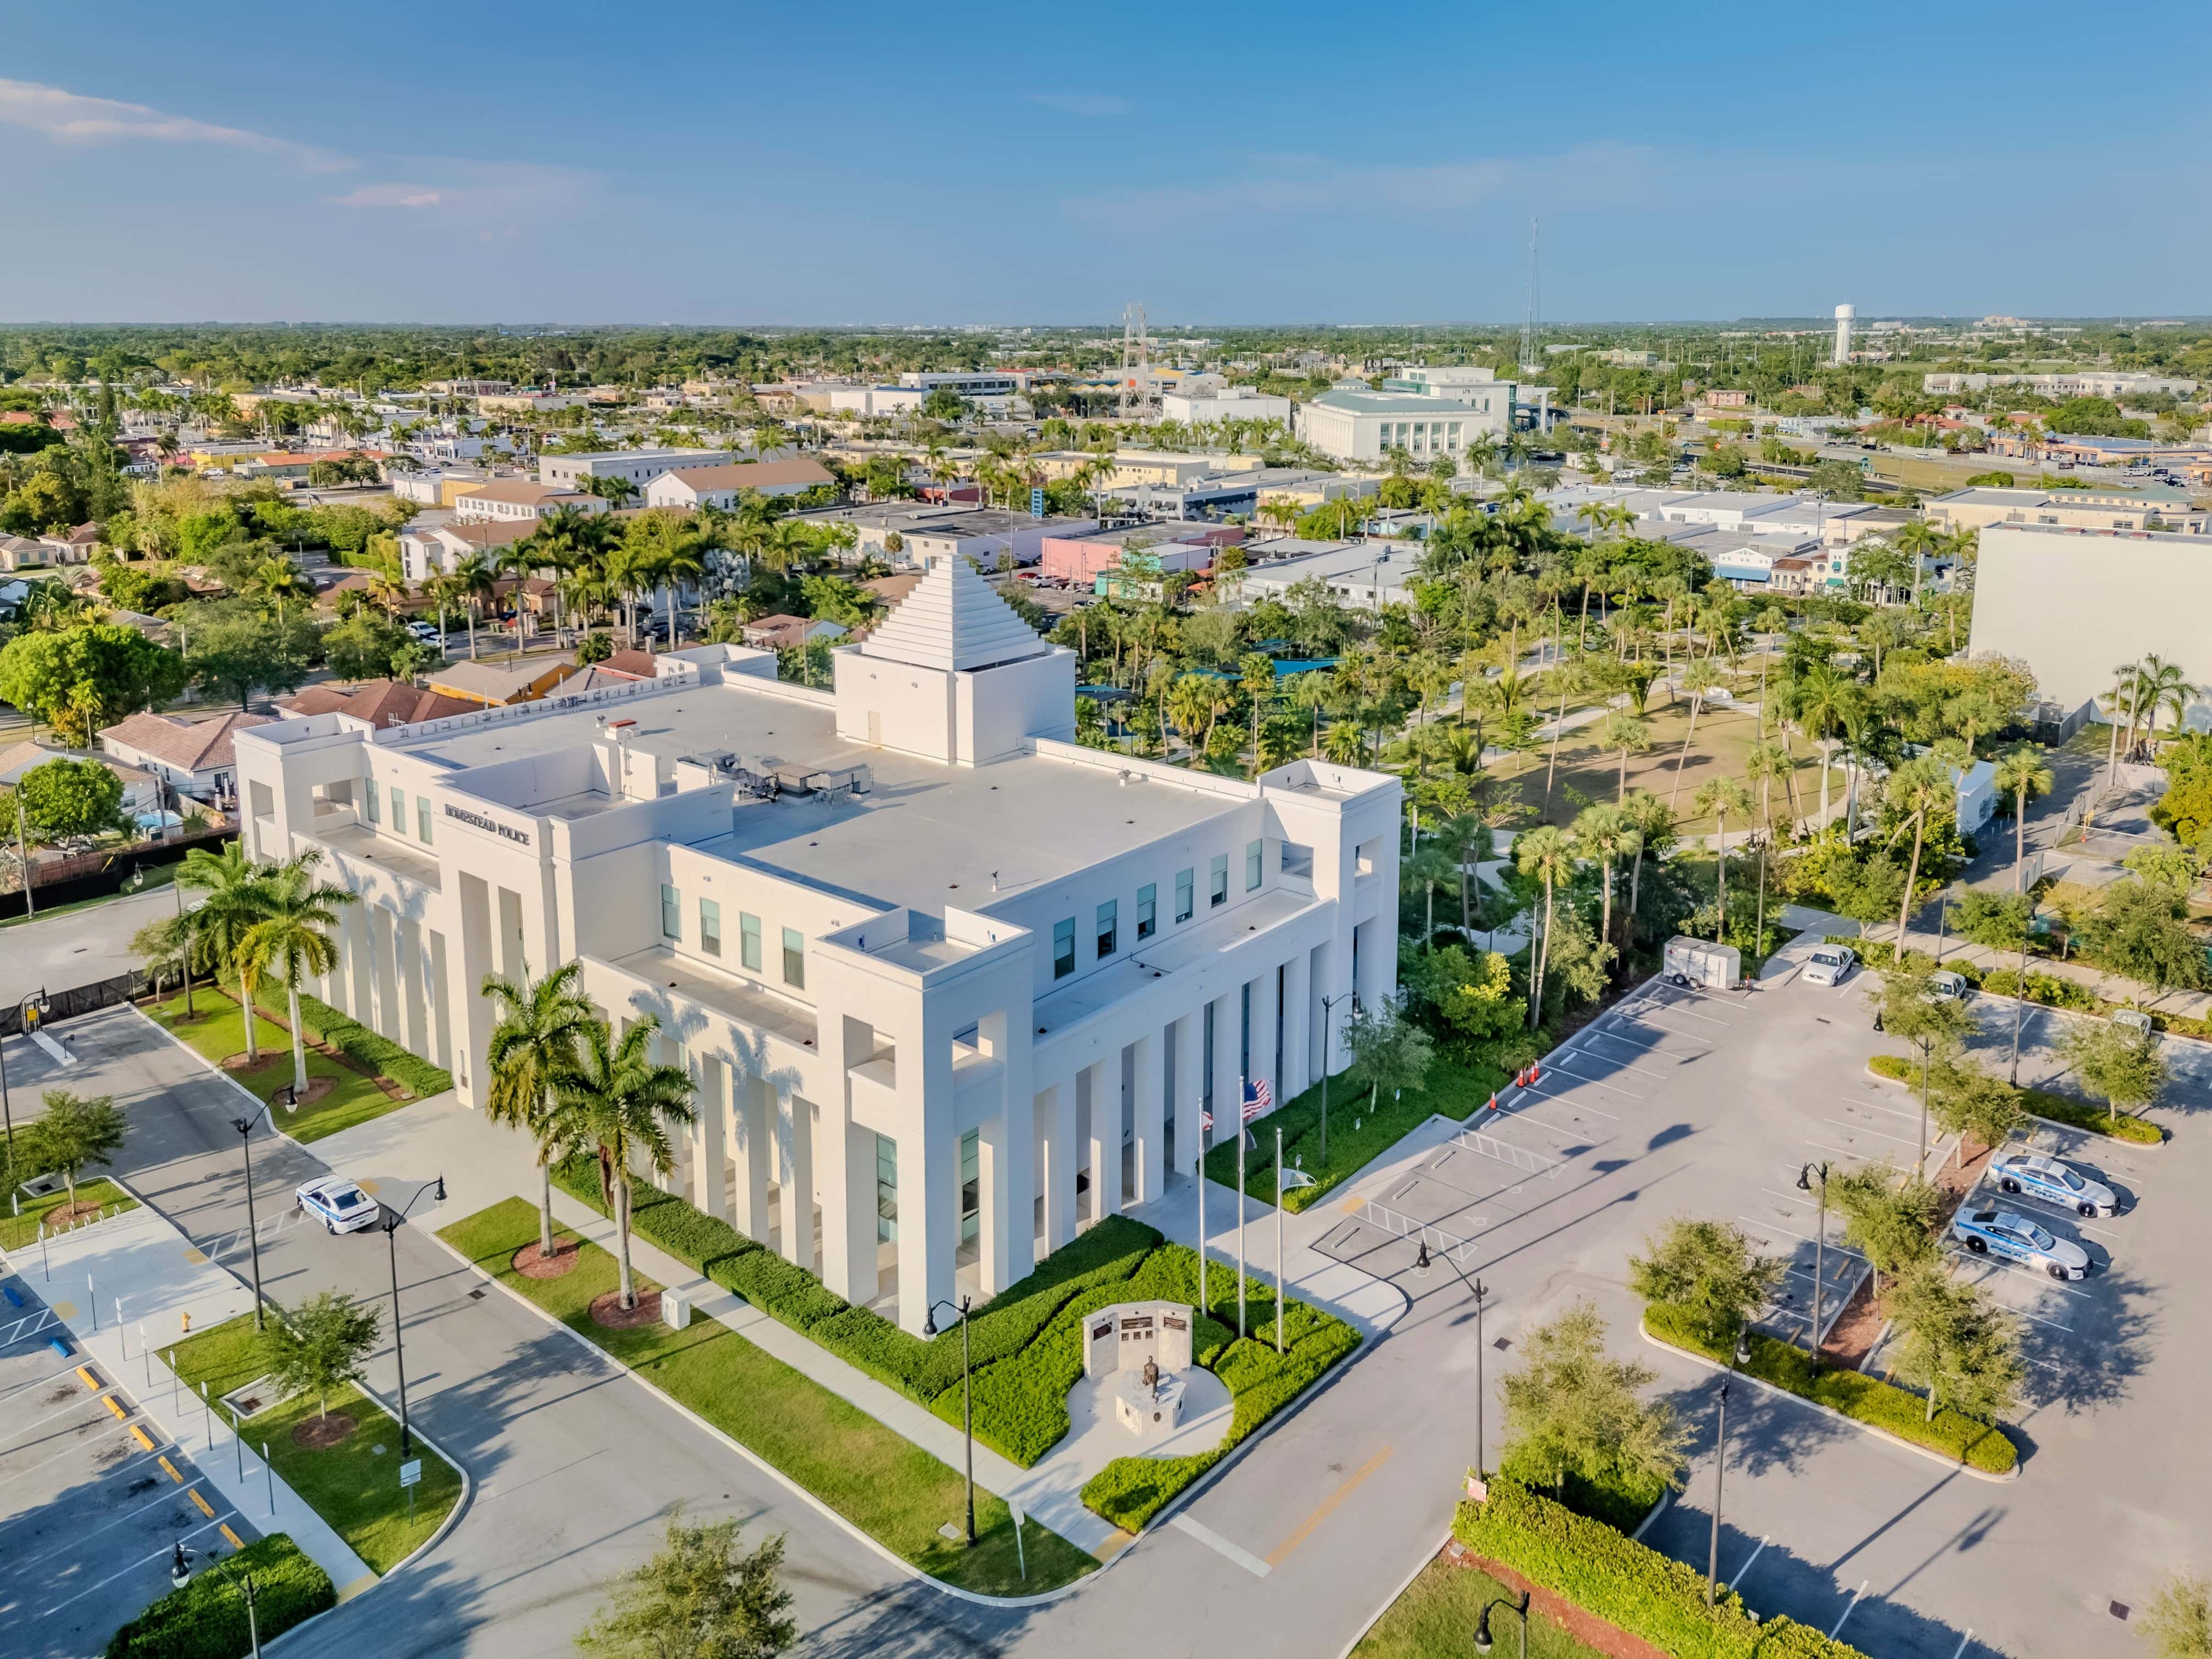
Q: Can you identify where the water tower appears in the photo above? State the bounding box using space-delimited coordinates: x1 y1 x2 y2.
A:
1832 304 1856 365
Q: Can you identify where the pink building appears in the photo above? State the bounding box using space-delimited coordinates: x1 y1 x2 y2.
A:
1038 525 1245 583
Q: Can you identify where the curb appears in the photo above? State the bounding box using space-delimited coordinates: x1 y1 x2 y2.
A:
346 1373 473 1579
1638 1321 2020 1483
130 1004 327 1163
1860 1059 2165 1149
417 1221 1100 1610
1336 1532 1448 1659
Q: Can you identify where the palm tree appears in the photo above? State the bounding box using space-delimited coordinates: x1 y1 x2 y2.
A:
1239 653 1276 777
452 555 498 660
553 1016 695 1311
420 571 463 655
364 563 410 620
1515 826 1575 1029
1742 742 1793 946
1433 813 1492 933
1692 777 1755 942
483 964 594 1262
1884 755 1954 945
2131 655 2198 750
239 850 355 1096
1595 709 1651 803
1665 658 1728 812
1993 744 2055 893
250 558 310 628
1787 659 1859 829
1289 670 1331 756
655 537 705 649
176 843 272 1064
1572 803 1639 960
1167 676 1215 760
1322 719 1367 766
1895 520 1944 606
1405 844 1457 947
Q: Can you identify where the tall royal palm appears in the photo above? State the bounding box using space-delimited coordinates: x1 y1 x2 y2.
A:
1993 744 2055 894
1885 756 1954 945
1515 825 1575 1030
1788 659 1860 830
554 1016 695 1311
452 555 498 660
239 851 355 1095
1693 777 1756 943
484 964 594 1262
176 842 273 1064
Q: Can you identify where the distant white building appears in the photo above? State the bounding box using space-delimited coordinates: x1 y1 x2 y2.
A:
1921 370 2200 400
643 458 837 511
452 481 603 525
1158 386 1292 427
538 449 748 492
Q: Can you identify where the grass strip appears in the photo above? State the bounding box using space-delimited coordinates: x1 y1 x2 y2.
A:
0 1175 136 1250
1866 1051 2161 1144
1352 1551 1610 1659
142 992 414 1143
103 1532 335 1658
439 1196 1095 1596
165 1313 463 1574
1644 1302 2018 1474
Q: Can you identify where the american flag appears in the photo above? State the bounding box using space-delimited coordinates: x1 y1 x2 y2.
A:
1200 1110 1214 1132
1241 1077 1271 1123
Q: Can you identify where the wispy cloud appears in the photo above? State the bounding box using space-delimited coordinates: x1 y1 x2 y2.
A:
0 77 352 171
326 160 591 216
1024 92 1130 118
1063 142 1657 221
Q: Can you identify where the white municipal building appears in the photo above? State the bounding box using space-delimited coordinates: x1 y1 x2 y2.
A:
236 555 1402 1333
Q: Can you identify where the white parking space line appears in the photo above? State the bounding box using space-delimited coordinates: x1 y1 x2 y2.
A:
1834 1093 1921 1122
1170 1513 1272 1578
1804 1138 1882 1165
1506 1087 1620 1123
1829 1581 1869 1639
1950 1629 1976 1659
1546 1054 1646 1099
1823 1116 1923 1149
1575 1038 1694 1080
1729 1535 1769 1590
0 1440 159 1501
1949 1251 2093 1299
0 1358 89 1409
39 1512 239 1617
1641 998 1737 1027
1739 1214 1868 1262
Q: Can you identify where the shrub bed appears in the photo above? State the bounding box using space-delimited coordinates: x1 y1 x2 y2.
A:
1644 1302 2017 1474
104 1534 335 1658
1864 1052 2161 1144
1453 1479 1869 1659
293 992 454 1095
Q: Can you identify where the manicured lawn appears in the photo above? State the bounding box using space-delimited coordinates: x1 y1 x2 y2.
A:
166 1312 463 1575
143 992 412 1143
439 1197 1096 1596
1354 1553 1607 1659
0 1174 136 1250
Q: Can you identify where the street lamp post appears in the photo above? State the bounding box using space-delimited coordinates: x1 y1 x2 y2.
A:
2 988 52 1170
170 1543 261 1657
229 1089 293 1332
376 1176 446 1459
1275 1128 1316 1355
1473 1589 1530 1658
1318 992 1355 1166
923 1296 975 1545
1796 1162 1830 1363
1415 1240 1490 1480
1707 1333 1751 1609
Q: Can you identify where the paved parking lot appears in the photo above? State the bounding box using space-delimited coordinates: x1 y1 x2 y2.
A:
0 1265 256 1658
1312 961 2212 1658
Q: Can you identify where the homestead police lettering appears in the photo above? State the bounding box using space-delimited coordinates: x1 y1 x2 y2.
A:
443 804 531 847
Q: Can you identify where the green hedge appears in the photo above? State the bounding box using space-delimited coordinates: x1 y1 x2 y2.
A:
1453 1480 1868 1659
1834 934 2212 1040
293 992 454 1096
104 1534 336 1658
1643 1303 2016 1475
1865 1052 2161 1144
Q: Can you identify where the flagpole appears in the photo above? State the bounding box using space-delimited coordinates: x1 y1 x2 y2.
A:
1238 1075 1247 1341
1275 1125 1285 1356
1196 1143 1207 1315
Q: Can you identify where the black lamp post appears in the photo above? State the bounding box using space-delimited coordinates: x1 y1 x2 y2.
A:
1473 1588 1530 1658
230 1089 296 1331
1318 992 1356 1165
1796 1161 1830 1363
923 1295 976 1545
376 1176 445 1459
170 1542 262 1657
1706 1332 1751 1609
1416 1240 1491 1482
2 987 52 1171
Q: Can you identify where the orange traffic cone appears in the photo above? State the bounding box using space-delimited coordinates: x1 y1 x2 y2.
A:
1531 1062 1542 1084
1486 1093 1500 1112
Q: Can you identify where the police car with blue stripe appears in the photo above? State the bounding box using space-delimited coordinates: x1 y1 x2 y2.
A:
1952 1205 2090 1280
1987 1151 2116 1218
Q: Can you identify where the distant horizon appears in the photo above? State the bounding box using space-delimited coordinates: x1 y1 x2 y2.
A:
2 315 2204 335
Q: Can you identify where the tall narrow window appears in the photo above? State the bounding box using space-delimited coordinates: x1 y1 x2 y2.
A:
417 798 433 844
740 912 762 972
364 783 381 825
699 899 721 957
1096 899 1117 959
1136 883 1156 940
874 1133 899 1243
1052 917 1076 978
1210 854 1229 907
1246 838 1263 891
390 787 405 832
1175 869 1194 924
781 927 805 989
960 1129 980 1243
660 884 681 940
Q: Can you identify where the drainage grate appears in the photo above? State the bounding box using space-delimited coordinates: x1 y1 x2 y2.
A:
2111 1602 2130 1621
1494 1337 1511 1351
469 1288 487 1301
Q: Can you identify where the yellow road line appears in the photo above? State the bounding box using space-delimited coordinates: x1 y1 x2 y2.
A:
1266 1444 1393 1567
103 1394 127 1420
219 1523 245 1550
158 1455 183 1483
187 1487 215 1518
129 1424 155 1451
74 1365 100 1390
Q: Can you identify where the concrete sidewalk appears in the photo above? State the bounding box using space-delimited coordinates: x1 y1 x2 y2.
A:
4 1199 378 1599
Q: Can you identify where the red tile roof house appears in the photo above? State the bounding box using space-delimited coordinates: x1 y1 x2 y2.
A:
276 680 478 729
34 523 101 566
741 614 849 651
97 710 272 805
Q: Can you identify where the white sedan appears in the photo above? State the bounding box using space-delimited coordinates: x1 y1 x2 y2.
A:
296 1176 381 1234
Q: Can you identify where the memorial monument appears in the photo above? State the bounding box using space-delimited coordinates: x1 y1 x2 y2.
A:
1082 1300 1194 1441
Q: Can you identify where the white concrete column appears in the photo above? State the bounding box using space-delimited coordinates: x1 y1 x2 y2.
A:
1173 1011 1204 1172
1036 1076 1077 1252
820 1110 878 1310
692 1056 729 1222
397 916 430 1061
774 1086 815 1273
344 903 376 1026
894 1125 957 1335
1085 1059 1121 1219
1250 964 1280 1118
428 929 453 1072
731 1072 773 1245
1281 948 1312 1102
1130 1030 1164 1205
371 908 402 1042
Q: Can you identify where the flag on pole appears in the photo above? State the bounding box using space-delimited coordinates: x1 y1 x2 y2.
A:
1201 1110 1214 1132
1241 1077 1271 1124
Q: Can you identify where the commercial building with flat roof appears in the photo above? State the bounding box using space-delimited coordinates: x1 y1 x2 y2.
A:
1924 485 2207 537
233 556 1400 1332
538 448 748 492
1297 389 1507 464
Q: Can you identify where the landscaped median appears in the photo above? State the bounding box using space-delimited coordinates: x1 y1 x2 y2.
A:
1206 1053 1510 1215
1642 1302 2018 1476
103 1533 335 1658
142 989 444 1143
165 1313 464 1574
0 1175 136 1250
543 1152 1363 1536
1452 1478 1873 1659
438 1198 1091 1595
1864 1051 2162 1145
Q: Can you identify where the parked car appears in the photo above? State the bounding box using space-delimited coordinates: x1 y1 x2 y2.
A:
1803 944 1857 987
2111 1009 2154 1039
1952 1205 2090 1279
1987 1151 2117 1218
296 1176 381 1235
1929 970 1973 1002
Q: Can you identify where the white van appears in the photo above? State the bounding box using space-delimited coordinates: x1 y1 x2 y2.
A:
1929 970 1973 1003
1803 944 1857 987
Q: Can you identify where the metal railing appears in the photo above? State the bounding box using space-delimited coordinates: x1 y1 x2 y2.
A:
1353 1200 1481 1266
1448 1128 1562 1180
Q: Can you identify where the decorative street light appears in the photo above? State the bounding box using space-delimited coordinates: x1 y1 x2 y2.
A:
1472 1588 1530 1657
1796 1161 1830 1364
1416 1240 1491 1483
1317 992 1357 1165
1707 1332 1751 1608
922 1295 976 1545
170 1541 263 1657
1275 1129 1316 1355
231 1088 297 1331
375 1176 446 1458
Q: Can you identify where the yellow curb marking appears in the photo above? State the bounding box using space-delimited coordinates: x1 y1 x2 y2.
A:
158 1455 183 1483
187 1487 215 1518
1090 1528 1137 1562
50 1299 77 1320
130 1424 156 1451
182 1247 208 1265
104 1394 128 1420
219 1523 245 1550
74 1365 100 1389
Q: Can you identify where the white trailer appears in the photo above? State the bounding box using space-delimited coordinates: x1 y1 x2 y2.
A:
1663 936 1741 989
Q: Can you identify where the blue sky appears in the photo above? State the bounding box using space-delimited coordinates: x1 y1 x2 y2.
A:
5 1 2208 326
